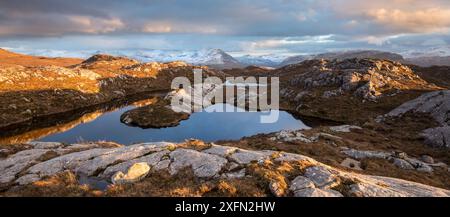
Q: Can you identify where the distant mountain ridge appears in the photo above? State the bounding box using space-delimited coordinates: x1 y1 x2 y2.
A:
3 47 450 68
278 50 404 67
404 56 450 67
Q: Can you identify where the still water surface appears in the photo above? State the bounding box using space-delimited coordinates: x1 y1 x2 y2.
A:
38 103 308 144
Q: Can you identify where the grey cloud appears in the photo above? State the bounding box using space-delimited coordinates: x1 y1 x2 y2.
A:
1 0 449 37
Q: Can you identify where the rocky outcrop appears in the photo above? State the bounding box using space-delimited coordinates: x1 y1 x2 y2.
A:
1 141 449 197
378 90 450 148
82 54 138 65
280 58 435 101
270 125 358 143
421 127 450 148
341 148 444 173
380 90 450 126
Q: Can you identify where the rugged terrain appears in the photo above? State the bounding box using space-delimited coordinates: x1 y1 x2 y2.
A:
275 58 442 124
1 140 448 197
0 49 449 197
0 50 220 131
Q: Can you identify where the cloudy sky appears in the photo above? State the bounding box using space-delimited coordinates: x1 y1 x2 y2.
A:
0 0 449 55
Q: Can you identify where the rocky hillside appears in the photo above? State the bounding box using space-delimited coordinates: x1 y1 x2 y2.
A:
0 51 218 130
276 58 441 123
0 48 82 67
378 90 450 148
1 140 448 197
411 65 450 89
279 50 404 67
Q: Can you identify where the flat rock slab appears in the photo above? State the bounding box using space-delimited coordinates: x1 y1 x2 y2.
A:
304 166 340 189
169 148 228 178
0 149 50 184
349 175 450 197
229 150 275 164
202 145 238 157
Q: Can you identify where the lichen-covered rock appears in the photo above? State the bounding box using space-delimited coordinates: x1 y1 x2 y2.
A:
269 180 287 197
340 158 362 170
25 143 172 178
203 145 238 157
111 162 150 184
293 188 343 197
169 148 227 178
392 158 414 170
289 176 315 192
349 175 450 197
378 90 450 149
304 166 340 189
421 155 434 164
315 133 343 143
222 169 246 179
274 130 314 143
342 148 435 172
25 148 114 178
100 150 170 178
405 157 434 173
421 126 450 148
341 148 391 160
27 142 64 149
229 150 275 165
329 125 362 133
273 152 316 163
15 174 41 185
75 144 167 176
3 141 449 197
381 90 450 126
0 149 51 184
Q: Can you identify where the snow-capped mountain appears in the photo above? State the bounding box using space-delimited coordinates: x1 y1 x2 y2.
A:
131 49 242 68
3 47 242 69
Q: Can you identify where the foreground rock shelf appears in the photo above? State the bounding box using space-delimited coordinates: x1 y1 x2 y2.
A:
1 141 449 197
